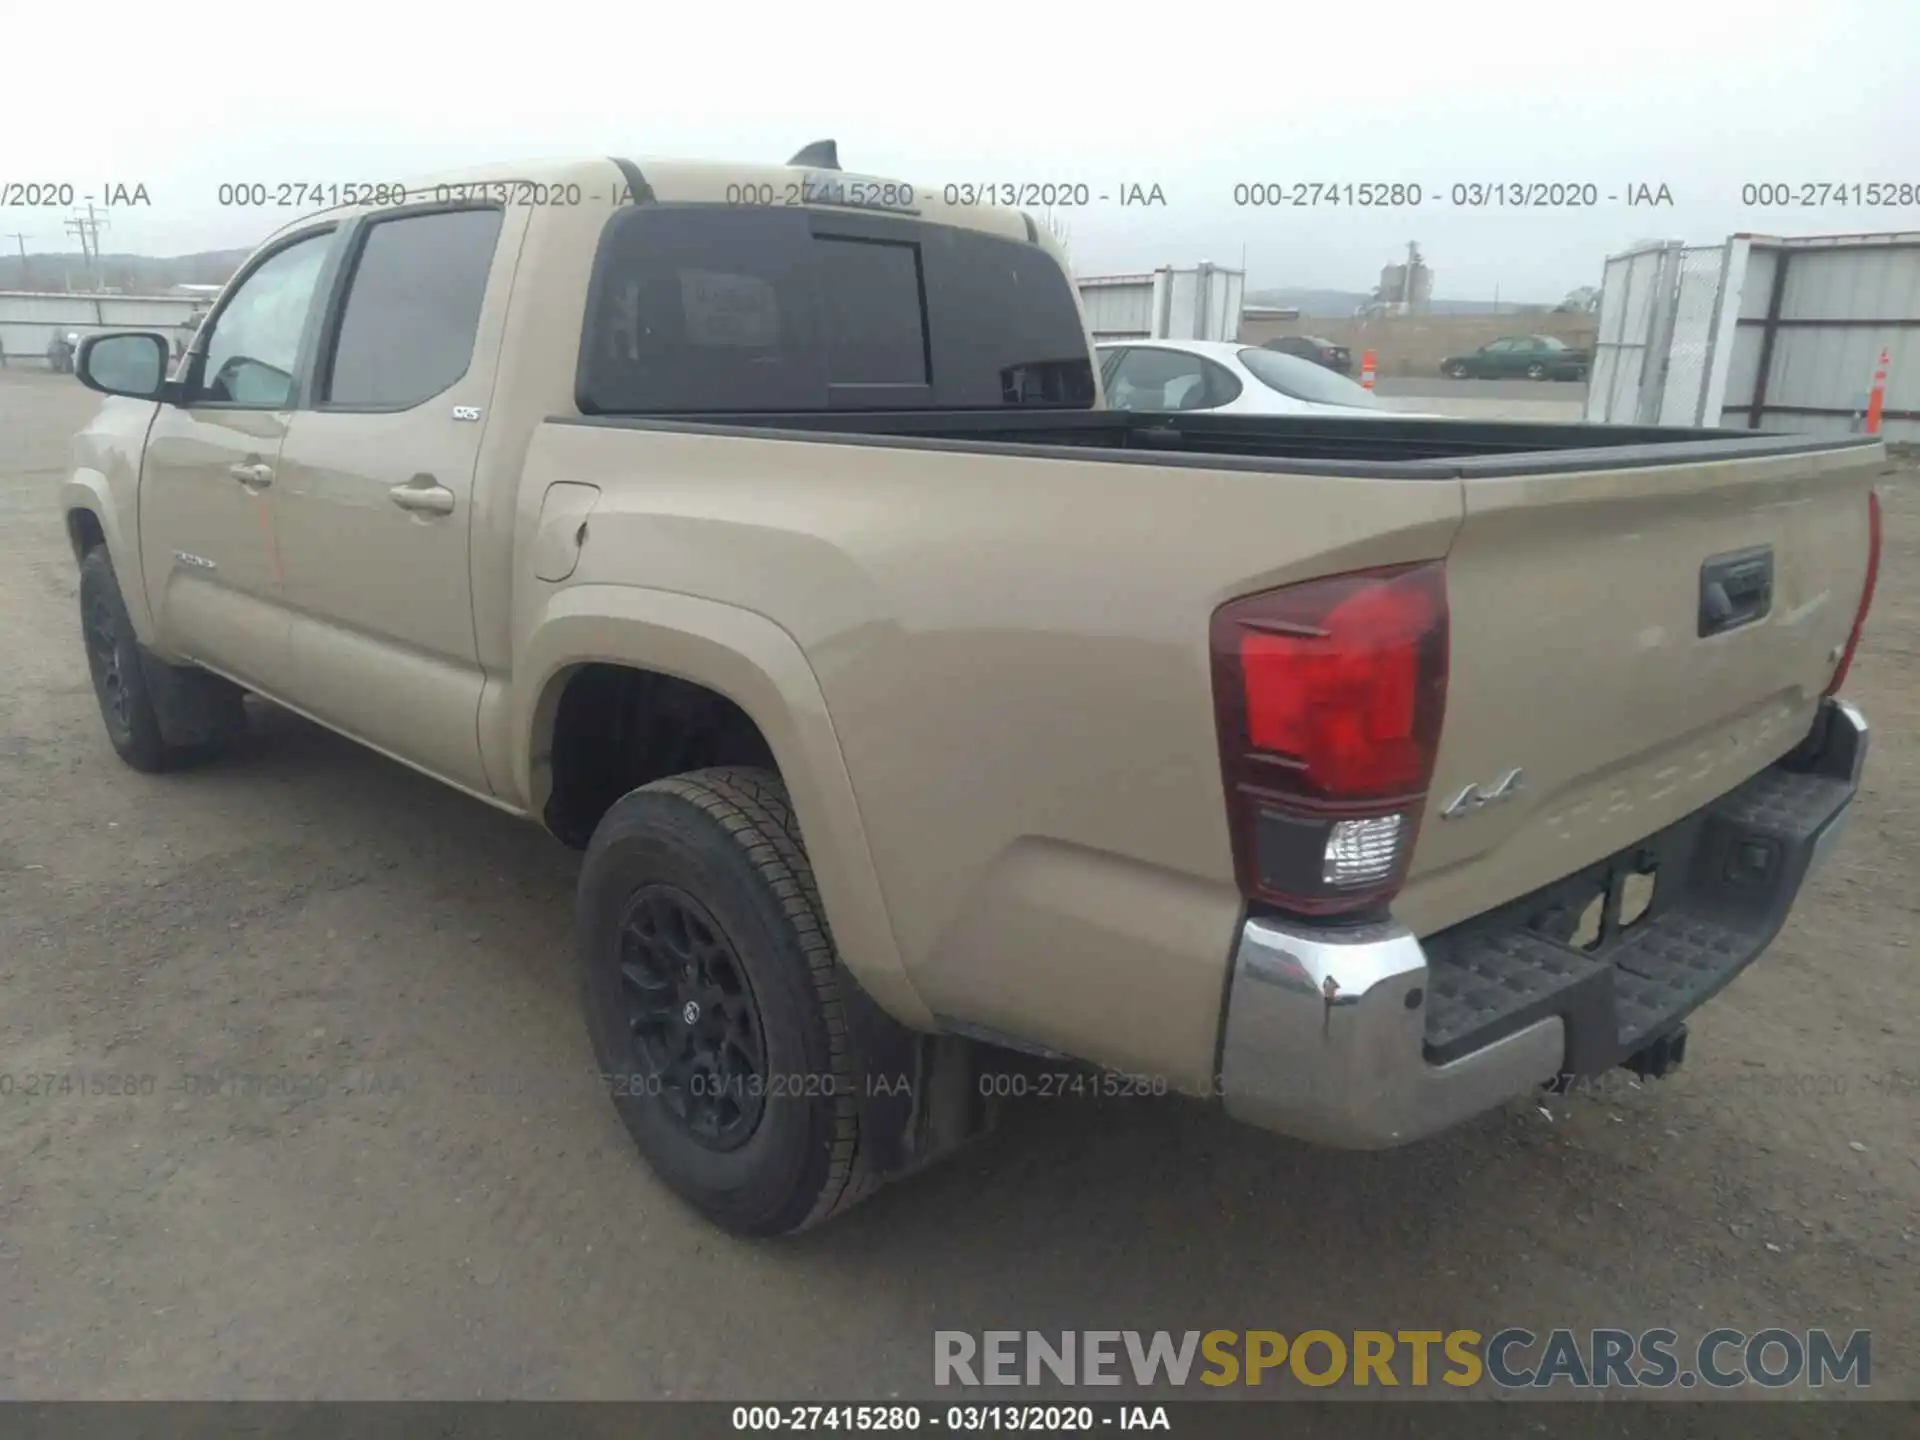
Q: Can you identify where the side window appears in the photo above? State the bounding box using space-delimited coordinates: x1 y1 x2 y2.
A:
196 231 333 407
1106 348 1213 411
1099 348 1129 389
1201 359 1244 407
1484 339 1515 353
323 208 504 409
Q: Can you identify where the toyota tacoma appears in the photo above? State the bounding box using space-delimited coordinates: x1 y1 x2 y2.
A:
59 147 1882 1235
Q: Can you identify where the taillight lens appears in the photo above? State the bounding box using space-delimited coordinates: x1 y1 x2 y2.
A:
1824 487 1882 698
1211 562 1449 917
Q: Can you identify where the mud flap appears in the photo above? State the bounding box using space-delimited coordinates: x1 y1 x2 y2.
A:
136 645 248 749
838 968 994 1181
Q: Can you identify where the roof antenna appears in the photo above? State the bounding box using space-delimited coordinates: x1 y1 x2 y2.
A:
786 140 840 170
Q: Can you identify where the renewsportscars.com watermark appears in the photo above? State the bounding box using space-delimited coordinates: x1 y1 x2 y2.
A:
934 1328 1871 1391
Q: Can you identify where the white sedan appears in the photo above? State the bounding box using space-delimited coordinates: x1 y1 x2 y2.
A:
1096 339 1436 417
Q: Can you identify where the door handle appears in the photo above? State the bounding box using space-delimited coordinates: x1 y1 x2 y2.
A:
389 479 456 517
228 461 273 488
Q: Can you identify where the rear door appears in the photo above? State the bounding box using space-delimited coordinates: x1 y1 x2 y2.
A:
137 226 338 690
270 202 516 794
1399 443 1881 936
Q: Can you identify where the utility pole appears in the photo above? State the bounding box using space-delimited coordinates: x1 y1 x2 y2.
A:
4 232 30 287
63 203 108 290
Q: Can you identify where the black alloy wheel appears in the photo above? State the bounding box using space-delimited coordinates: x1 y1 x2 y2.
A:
83 586 134 742
617 883 769 1149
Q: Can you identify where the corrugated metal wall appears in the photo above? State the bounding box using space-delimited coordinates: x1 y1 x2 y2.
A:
1077 277 1157 342
1159 266 1244 342
1719 234 1920 444
1078 266 1246 343
0 291 200 365
1590 232 1920 442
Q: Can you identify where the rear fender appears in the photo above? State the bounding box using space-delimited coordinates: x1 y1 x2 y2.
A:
514 584 932 1029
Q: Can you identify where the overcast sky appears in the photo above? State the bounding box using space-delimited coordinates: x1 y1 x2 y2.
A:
4 0 1916 300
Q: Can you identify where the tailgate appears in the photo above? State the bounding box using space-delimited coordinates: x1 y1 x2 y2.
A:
1397 442 1880 937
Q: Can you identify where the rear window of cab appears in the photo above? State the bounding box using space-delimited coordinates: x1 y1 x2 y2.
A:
575 205 1096 414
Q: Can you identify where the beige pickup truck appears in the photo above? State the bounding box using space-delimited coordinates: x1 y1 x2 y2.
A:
61 149 1883 1236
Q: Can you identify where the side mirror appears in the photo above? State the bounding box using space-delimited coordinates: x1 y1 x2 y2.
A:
76 332 171 400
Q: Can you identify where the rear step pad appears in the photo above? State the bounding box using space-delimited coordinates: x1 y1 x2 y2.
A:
1422 929 1610 1066
1418 759 1852 1077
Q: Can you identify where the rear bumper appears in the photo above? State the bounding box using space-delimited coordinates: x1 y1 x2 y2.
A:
1216 699 1866 1149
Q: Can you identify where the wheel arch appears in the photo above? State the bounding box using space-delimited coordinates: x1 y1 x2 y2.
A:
60 472 162 647
514 584 931 1029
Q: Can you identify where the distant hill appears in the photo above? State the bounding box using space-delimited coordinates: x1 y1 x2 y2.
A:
0 249 252 294
1247 286 1554 318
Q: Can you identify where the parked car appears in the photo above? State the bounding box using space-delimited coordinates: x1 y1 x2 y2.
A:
1261 334 1352 374
62 153 1880 1237
1097 339 1437 417
1441 334 1590 381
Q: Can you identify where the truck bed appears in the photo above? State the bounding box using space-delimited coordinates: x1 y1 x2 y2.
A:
554 409 1879 477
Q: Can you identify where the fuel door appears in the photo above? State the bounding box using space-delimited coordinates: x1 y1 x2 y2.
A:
531 482 601 582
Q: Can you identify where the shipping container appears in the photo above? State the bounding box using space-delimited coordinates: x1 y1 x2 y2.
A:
1077 264 1246 343
1586 232 1920 444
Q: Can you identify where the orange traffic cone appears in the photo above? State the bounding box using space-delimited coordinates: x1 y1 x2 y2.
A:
1865 347 1889 435
1359 350 1377 390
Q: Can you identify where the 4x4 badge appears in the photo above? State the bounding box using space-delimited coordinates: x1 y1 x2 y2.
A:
1441 768 1525 819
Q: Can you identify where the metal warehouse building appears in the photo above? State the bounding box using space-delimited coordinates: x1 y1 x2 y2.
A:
1586 231 1920 444
1077 264 1246 344
0 291 201 367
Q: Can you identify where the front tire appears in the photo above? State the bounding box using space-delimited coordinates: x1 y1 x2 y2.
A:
1443 361 1470 379
80 548 174 773
576 766 878 1235
79 547 247 773
1525 361 1549 380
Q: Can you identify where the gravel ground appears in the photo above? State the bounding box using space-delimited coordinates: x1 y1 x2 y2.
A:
0 369 1913 1416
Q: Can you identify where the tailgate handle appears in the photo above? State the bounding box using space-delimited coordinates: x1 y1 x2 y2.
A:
1699 546 1773 637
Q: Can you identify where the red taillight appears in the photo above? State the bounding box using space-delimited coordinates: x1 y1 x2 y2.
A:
1824 488 1882 698
1212 563 1450 917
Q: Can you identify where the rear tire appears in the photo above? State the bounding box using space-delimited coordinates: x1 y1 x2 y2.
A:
1526 361 1549 380
576 766 879 1235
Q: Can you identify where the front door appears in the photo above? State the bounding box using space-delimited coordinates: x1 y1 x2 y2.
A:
137 227 338 691
1476 339 1518 377
271 204 511 794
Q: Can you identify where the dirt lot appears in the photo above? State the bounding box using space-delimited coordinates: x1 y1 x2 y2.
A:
0 368 1914 1412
